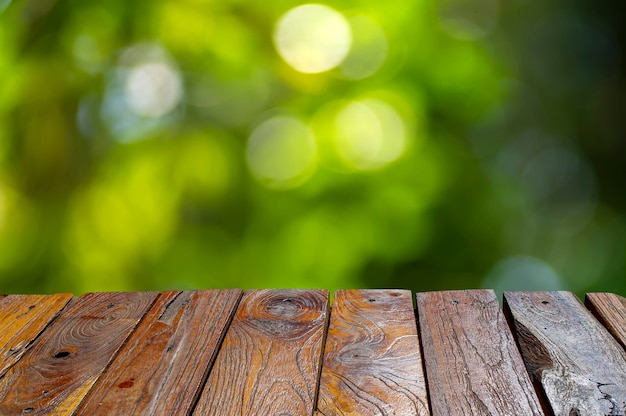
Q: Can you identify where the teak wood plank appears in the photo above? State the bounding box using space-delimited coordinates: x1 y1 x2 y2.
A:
316 289 429 416
0 294 73 378
0 291 157 416
76 289 242 415
585 292 626 351
504 291 626 416
416 290 543 416
193 289 329 416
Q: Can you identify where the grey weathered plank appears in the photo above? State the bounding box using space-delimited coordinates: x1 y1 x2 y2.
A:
316 290 429 415
585 292 626 351
504 291 626 416
193 289 328 416
76 290 242 415
417 290 543 416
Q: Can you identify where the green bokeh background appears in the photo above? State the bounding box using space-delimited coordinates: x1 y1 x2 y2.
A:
0 0 624 295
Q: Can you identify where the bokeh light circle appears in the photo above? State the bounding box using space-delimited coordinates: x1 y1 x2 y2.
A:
125 62 183 118
246 115 318 190
334 98 407 170
340 16 388 79
438 0 499 40
273 4 352 74
483 256 562 295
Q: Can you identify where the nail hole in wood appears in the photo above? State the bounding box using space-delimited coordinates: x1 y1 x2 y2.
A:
53 351 71 358
368 298 376 302
541 300 549 305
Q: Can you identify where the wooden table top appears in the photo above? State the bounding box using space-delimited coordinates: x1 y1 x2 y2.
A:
0 289 624 415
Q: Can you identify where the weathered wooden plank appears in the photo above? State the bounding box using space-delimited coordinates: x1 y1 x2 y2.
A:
585 292 626 351
316 289 429 416
0 292 157 416
417 290 543 416
76 289 242 415
193 289 328 416
504 291 626 416
0 294 73 378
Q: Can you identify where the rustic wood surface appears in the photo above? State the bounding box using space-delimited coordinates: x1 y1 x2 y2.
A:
0 292 157 416
193 289 329 416
0 289 625 415
416 290 543 416
0 294 73 378
317 289 429 416
585 292 626 351
76 290 242 415
504 291 626 416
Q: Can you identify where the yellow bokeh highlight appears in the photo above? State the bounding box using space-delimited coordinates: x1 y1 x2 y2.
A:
65 149 178 291
246 115 318 190
340 16 388 80
334 98 407 170
0 183 37 273
157 1 215 56
171 132 232 203
274 4 351 74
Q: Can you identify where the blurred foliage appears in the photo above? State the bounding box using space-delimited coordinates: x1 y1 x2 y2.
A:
0 0 624 296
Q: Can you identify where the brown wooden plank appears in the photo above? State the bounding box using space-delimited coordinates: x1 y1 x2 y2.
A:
417 290 543 416
193 289 329 416
585 292 626 351
0 291 157 416
0 294 73 378
504 291 626 416
76 289 242 415
316 289 429 416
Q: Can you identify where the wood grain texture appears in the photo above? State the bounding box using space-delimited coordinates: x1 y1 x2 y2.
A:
504 291 626 416
317 290 429 416
0 294 73 378
0 292 157 416
193 289 329 416
585 292 626 351
417 290 543 416
76 289 242 415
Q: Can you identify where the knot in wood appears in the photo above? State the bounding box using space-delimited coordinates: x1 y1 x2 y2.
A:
337 346 374 366
53 351 71 359
242 291 325 338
